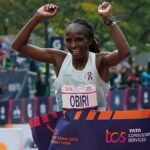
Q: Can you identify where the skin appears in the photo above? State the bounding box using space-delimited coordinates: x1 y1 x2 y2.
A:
65 23 91 69
11 2 130 83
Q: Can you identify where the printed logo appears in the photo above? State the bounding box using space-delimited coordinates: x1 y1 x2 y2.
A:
128 128 150 143
46 123 58 133
87 72 92 80
105 130 127 143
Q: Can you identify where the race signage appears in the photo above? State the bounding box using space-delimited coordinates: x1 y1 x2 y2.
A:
29 110 150 150
50 36 64 50
0 70 29 100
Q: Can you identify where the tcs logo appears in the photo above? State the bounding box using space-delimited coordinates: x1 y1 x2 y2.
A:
105 130 126 143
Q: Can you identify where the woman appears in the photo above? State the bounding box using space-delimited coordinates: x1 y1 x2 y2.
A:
12 2 130 111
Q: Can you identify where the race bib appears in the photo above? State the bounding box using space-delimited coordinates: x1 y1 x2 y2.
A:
62 85 98 110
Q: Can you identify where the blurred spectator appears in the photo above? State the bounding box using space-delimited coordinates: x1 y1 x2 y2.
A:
0 51 8 69
0 39 11 69
4 58 14 70
109 66 118 89
120 62 130 88
29 60 39 73
127 56 139 87
134 65 143 85
35 71 46 96
113 64 122 88
140 61 150 86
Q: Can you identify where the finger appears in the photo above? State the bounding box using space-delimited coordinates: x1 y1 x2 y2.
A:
48 4 53 10
98 4 111 14
101 2 109 8
48 4 58 10
48 4 58 14
101 2 111 10
45 4 50 11
98 4 102 10
98 5 103 15
98 5 108 15
44 4 54 11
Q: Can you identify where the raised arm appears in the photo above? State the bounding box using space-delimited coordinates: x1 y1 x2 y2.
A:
11 4 66 65
98 2 130 66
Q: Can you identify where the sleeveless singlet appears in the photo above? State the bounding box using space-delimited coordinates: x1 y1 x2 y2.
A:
54 52 110 111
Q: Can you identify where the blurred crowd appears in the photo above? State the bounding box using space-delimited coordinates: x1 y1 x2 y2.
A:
1 45 150 97
0 48 57 97
109 56 150 89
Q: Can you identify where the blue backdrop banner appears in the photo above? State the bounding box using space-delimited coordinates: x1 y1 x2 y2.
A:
0 70 29 100
29 110 150 150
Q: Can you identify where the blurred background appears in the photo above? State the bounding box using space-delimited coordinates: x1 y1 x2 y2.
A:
0 0 150 149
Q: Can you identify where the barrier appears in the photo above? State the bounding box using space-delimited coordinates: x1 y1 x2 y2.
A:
0 86 150 125
107 86 150 110
0 96 53 125
0 128 23 150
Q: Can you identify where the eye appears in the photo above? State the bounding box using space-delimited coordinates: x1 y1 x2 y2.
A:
75 37 85 43
65 38 71 44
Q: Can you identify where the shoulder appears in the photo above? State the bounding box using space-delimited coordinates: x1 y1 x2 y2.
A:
96 51 111 56
48 49 68 75
95 51 111 60
95 51 111 69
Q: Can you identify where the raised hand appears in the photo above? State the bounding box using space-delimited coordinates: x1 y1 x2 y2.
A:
36 4 59 20
98 2 112 18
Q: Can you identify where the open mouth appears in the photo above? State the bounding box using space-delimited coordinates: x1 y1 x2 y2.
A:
72 49 80 55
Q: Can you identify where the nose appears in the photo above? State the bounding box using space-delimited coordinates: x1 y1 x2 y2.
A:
70 41 77 49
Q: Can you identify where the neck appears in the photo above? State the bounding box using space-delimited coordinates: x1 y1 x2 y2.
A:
72 53 89 70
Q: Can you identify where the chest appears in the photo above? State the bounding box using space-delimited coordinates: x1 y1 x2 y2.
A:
61 67 96 84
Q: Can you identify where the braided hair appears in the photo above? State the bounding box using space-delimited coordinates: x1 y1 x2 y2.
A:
68 18 100 53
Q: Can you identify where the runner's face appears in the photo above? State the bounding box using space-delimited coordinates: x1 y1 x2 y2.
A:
65 23 91 59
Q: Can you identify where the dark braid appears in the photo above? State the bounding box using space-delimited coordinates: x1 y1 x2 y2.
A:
89 38 100 53
70 18 100 53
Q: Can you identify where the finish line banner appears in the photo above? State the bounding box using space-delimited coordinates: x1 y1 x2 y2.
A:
29 110 150 150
